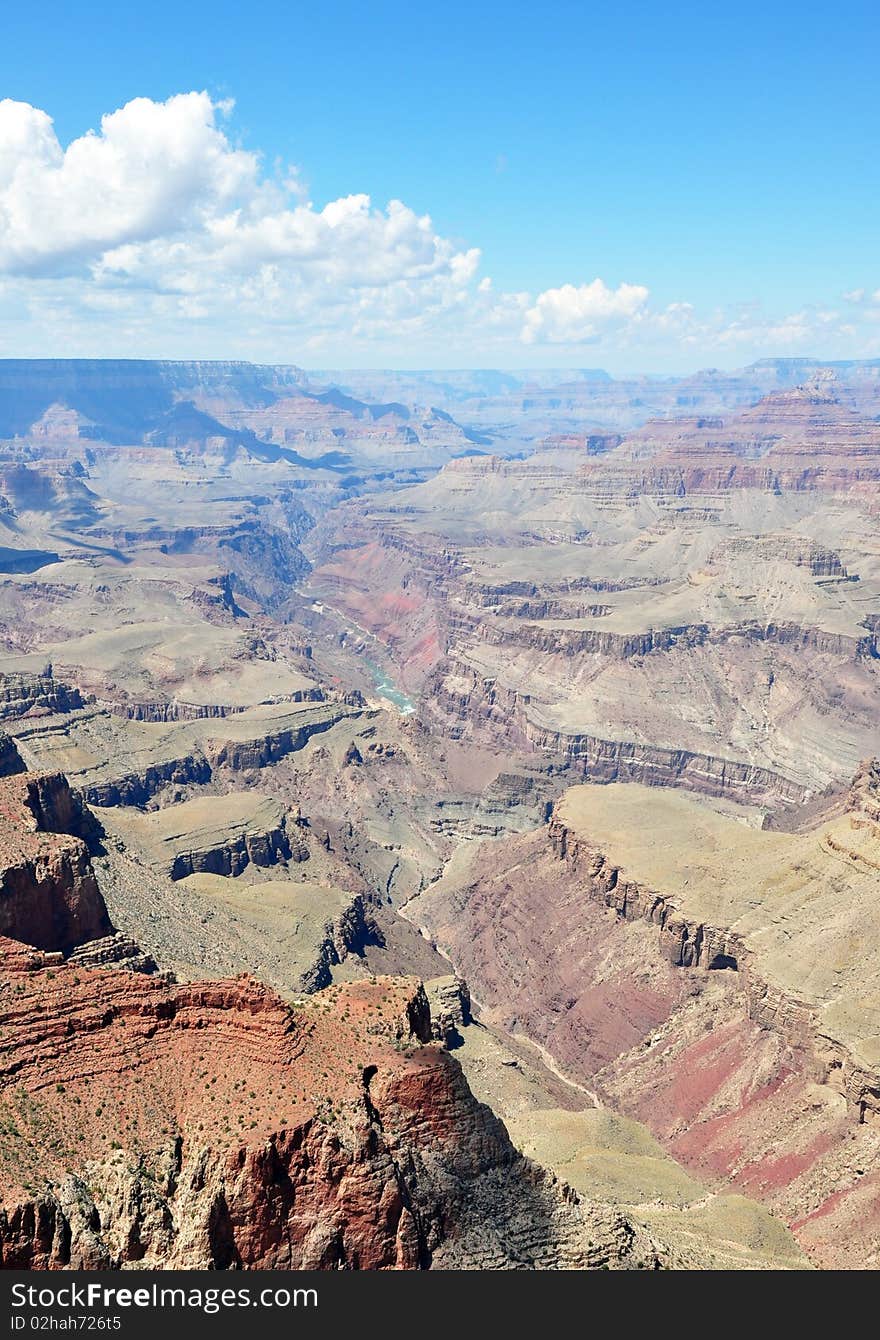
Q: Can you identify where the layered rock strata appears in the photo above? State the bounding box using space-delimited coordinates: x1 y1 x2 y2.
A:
409 765 880 1266
0 958 669 1270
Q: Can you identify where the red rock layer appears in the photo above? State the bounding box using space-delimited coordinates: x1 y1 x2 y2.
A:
410 818 880 1269
584 380 880 496
0 952 663 1270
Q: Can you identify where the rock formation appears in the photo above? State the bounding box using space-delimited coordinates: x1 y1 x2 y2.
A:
408 767 880 1268
0 958 671 1270
308 380 880 803
3 358 880 1272
0 772 111 953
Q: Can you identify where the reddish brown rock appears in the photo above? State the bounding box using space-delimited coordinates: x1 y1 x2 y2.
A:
0 772 110 952
410 782 880 1268
585 376 880 497
0 955 666 1270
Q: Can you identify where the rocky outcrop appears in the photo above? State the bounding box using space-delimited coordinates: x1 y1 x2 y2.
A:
203 713 342 771
485 598 613 620
709 536 849 579
24 705 357 810
168 820 291 881
846 758 880 827
79 753 213 808
0 732 25 778
103 687 325 723
16 770 91 839
430 769 555 840
0 772 111 953
0 769 160 974
446 610 712 659
0 960 669 1270
449 608 876 663
66 931 158 975
427 976 472 1045
547 811 745 971
101 793 302 883
297 894 382 993
464 575 668 604
0 673 85 722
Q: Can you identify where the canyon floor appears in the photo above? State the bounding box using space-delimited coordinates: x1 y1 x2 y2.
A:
1 358 880 1269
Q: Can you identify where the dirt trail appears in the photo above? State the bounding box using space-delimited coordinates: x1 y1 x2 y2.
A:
406 912 604 1109
509 1029 603 1110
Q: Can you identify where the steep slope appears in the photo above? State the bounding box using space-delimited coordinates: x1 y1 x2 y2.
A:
408 763 880 1267
0 958 672 1270
0 765 675 1271
0 770 110 952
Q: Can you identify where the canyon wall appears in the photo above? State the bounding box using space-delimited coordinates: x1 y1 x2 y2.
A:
0 772 111 953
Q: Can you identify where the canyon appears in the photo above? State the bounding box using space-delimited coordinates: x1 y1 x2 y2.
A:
1 357 879 1270
310 374 880 804
0 758 719 1271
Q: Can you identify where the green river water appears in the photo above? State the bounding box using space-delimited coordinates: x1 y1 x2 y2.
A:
363 657 416 714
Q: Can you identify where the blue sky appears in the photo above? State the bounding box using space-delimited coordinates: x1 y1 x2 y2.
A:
0 0 878 370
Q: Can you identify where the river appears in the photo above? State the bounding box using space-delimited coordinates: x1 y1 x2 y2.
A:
307 598 416 715
363 656 415 714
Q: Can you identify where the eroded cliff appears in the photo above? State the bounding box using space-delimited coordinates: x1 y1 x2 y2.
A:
409 765 880 1268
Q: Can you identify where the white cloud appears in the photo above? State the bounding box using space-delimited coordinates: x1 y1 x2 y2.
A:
0 91 878 368
0 93 257 275
521 279 650 344
0 91 488 351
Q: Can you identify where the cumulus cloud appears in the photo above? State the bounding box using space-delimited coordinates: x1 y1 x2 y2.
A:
0 92 488 351
521 279 650 345
0 90 877 366
0 93 257 275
